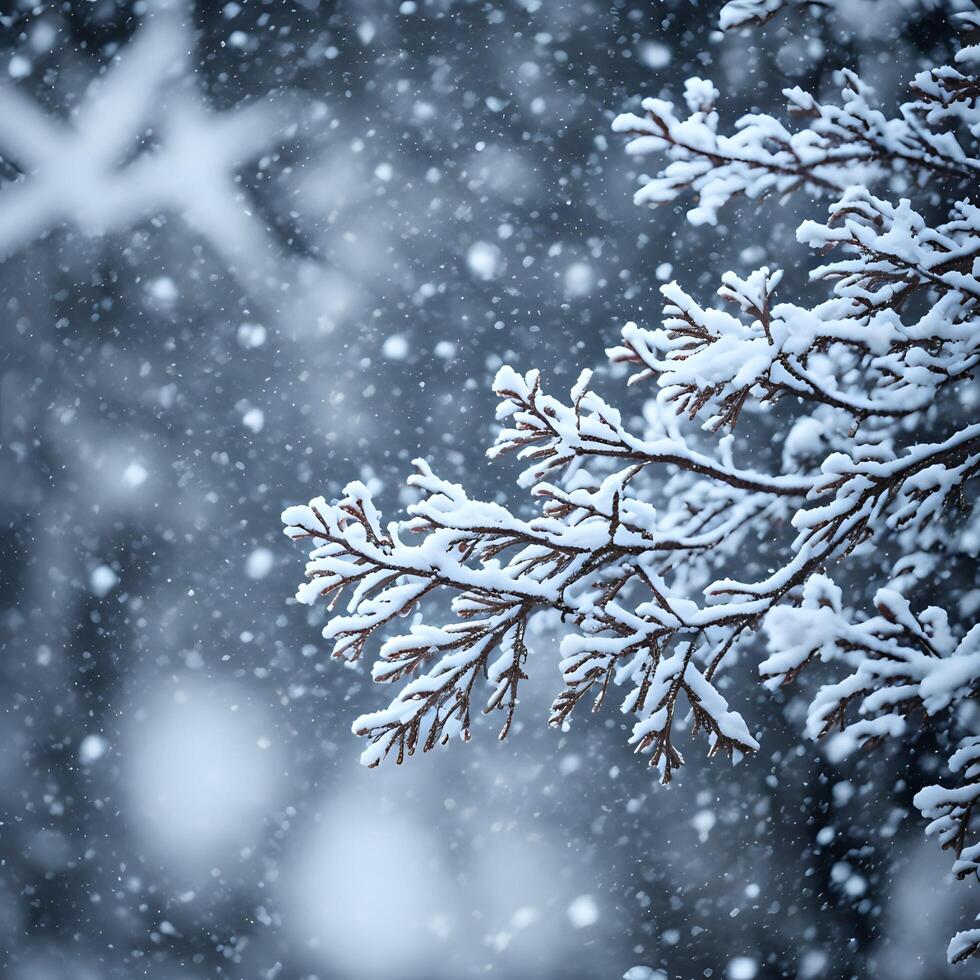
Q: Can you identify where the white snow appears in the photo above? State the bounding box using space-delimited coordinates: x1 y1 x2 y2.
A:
89 565 119 598
280 787 452 978
727 956 758 979
692 809 716 843
246 547 274 580
242 407 265 433
148 276 178 304
0 14 301 285
237 322 267 348
8 55 31 79
466 241 502 280
78 734 108 765
639 41 671 69
123 680 281 873
567 894 599 928
564 261 594 297
122 462 148 488
382 334 409 360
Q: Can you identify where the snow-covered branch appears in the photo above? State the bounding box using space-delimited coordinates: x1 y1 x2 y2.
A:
612 67 979 226
283 3 980 964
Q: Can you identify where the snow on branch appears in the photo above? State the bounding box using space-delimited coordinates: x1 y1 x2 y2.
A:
283 5 980 964
610 189 979 432
763 579 980 744
719 0 974 31
612 68 979 226
719 0 828 30
490 364 815 495
608 26 979 958
915 736 980 889
283 427 772 777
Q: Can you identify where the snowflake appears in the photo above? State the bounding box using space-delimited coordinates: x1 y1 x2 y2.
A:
0 13 302 286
